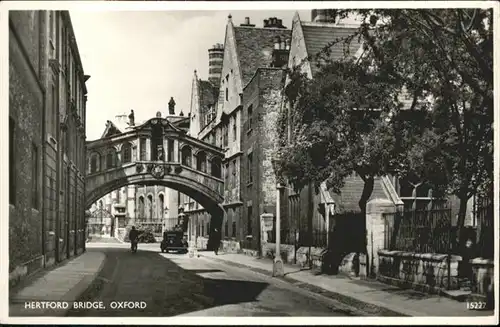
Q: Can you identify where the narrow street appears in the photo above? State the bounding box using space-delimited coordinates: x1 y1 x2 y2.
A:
67 243 356 317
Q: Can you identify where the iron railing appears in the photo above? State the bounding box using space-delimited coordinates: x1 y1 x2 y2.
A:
383 208 453 254
475 194 493 259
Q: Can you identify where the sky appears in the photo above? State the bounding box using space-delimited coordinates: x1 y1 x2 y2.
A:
70 10 311 141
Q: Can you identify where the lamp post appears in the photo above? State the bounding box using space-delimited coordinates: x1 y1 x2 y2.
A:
272 155 284 277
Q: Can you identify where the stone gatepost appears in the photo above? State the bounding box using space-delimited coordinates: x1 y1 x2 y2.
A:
260 213 274 255
366 198 396 277
113 204 127 241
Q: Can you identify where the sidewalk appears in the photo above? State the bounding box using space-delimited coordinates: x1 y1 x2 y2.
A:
9 251 106 317
199 251 494 317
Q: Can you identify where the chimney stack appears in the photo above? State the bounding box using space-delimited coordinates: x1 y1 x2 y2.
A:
240 16 256 27
263 17 286 29
208 43 224 87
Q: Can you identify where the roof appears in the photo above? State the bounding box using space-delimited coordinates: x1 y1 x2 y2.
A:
199 80 218 109
301 23 361 76
233 26 292 87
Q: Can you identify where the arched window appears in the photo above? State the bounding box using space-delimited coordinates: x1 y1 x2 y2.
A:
211 157 222 178
90 153 99 173
196 151 207 173
159 194 165 219
147 194 153 220
138 196 145 218
122 142 132 164
106 151 115 169
181 146 192 167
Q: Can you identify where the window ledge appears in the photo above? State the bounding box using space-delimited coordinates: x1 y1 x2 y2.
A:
247 182 253 187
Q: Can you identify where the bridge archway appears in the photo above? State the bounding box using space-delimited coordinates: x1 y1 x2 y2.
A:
85 115 227 235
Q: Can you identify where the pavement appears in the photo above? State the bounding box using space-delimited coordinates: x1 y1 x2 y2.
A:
7 240 495 318
9 251 106 317
198 251 495 317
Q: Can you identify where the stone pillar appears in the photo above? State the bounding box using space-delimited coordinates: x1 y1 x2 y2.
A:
366 198 395 277
260 213 274 255
136 138 141 161
146 138 151 161
163 137 168 162
173 139 179 163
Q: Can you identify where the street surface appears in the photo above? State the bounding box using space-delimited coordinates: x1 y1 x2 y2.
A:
67 242 357 317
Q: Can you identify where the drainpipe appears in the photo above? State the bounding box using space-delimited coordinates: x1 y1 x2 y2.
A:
40 11 49 267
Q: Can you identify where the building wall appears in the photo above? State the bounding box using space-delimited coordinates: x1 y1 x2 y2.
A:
9 10 88 289
9 11 45 279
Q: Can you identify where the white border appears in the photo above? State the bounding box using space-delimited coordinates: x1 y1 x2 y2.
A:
0 1 498 325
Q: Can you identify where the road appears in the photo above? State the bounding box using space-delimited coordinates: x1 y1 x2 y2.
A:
67 242 358 317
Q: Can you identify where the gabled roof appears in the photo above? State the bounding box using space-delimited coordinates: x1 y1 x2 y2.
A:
301 22 361 76
233 26 292 87
100 114 134 139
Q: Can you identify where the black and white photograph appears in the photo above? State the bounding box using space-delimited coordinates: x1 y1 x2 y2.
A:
1 1 498 324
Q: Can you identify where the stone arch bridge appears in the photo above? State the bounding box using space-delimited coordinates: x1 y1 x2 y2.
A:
85 115 225 232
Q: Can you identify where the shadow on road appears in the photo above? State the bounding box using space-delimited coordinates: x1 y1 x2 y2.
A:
67 248 270 316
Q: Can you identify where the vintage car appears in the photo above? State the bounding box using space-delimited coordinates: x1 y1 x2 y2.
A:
160 231 188 253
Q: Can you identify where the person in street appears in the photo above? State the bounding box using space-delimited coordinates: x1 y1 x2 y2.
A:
129 226 139 252
211 228 221 255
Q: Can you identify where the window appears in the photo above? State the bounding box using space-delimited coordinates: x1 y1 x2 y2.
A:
116 188 121 203
168 139 174 161
138 196 145 218
224 220 229 238
247 152 253 184
225 163 230 182
159 194 164 219
122 143 132 163
31 143 39 209
196 151 207 172
140 138 146 160
106 151 115 169
247 206 253 235
90 154 98 173
9 118 15 205
232 221 236 238
201 224 205 237
147 195 153 219
225 88 228 101
211 157 222 178
233 118 237 141
247 104 253 130
223 124 228 147
207 222 210 236
181 146 192 167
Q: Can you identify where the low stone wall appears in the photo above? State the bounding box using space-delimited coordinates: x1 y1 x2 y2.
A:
9 255 45 289
261 243 327 269
470 258 494 297
378 250 463 293
221 239 241 253
196 236 209 249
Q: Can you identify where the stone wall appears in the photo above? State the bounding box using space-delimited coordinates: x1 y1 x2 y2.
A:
378 250 495 299
378 250 461 293
9 10 45 284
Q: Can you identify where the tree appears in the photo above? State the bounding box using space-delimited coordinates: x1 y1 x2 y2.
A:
281 8 493 252
277 60 405 274
335 9 494 246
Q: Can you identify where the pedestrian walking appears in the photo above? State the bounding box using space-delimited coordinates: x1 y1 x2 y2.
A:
129 226 139 253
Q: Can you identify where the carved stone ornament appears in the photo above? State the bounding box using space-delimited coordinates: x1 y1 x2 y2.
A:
174 166 183 174
136 163 144 173
146 163 154 172
151 164 165 179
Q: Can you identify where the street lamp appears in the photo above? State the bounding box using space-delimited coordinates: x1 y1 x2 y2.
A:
271 155 285 277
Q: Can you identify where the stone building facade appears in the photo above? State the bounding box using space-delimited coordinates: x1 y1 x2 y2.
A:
9 10 89 288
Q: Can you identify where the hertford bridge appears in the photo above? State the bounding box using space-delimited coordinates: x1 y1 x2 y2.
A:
85 112 225 230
